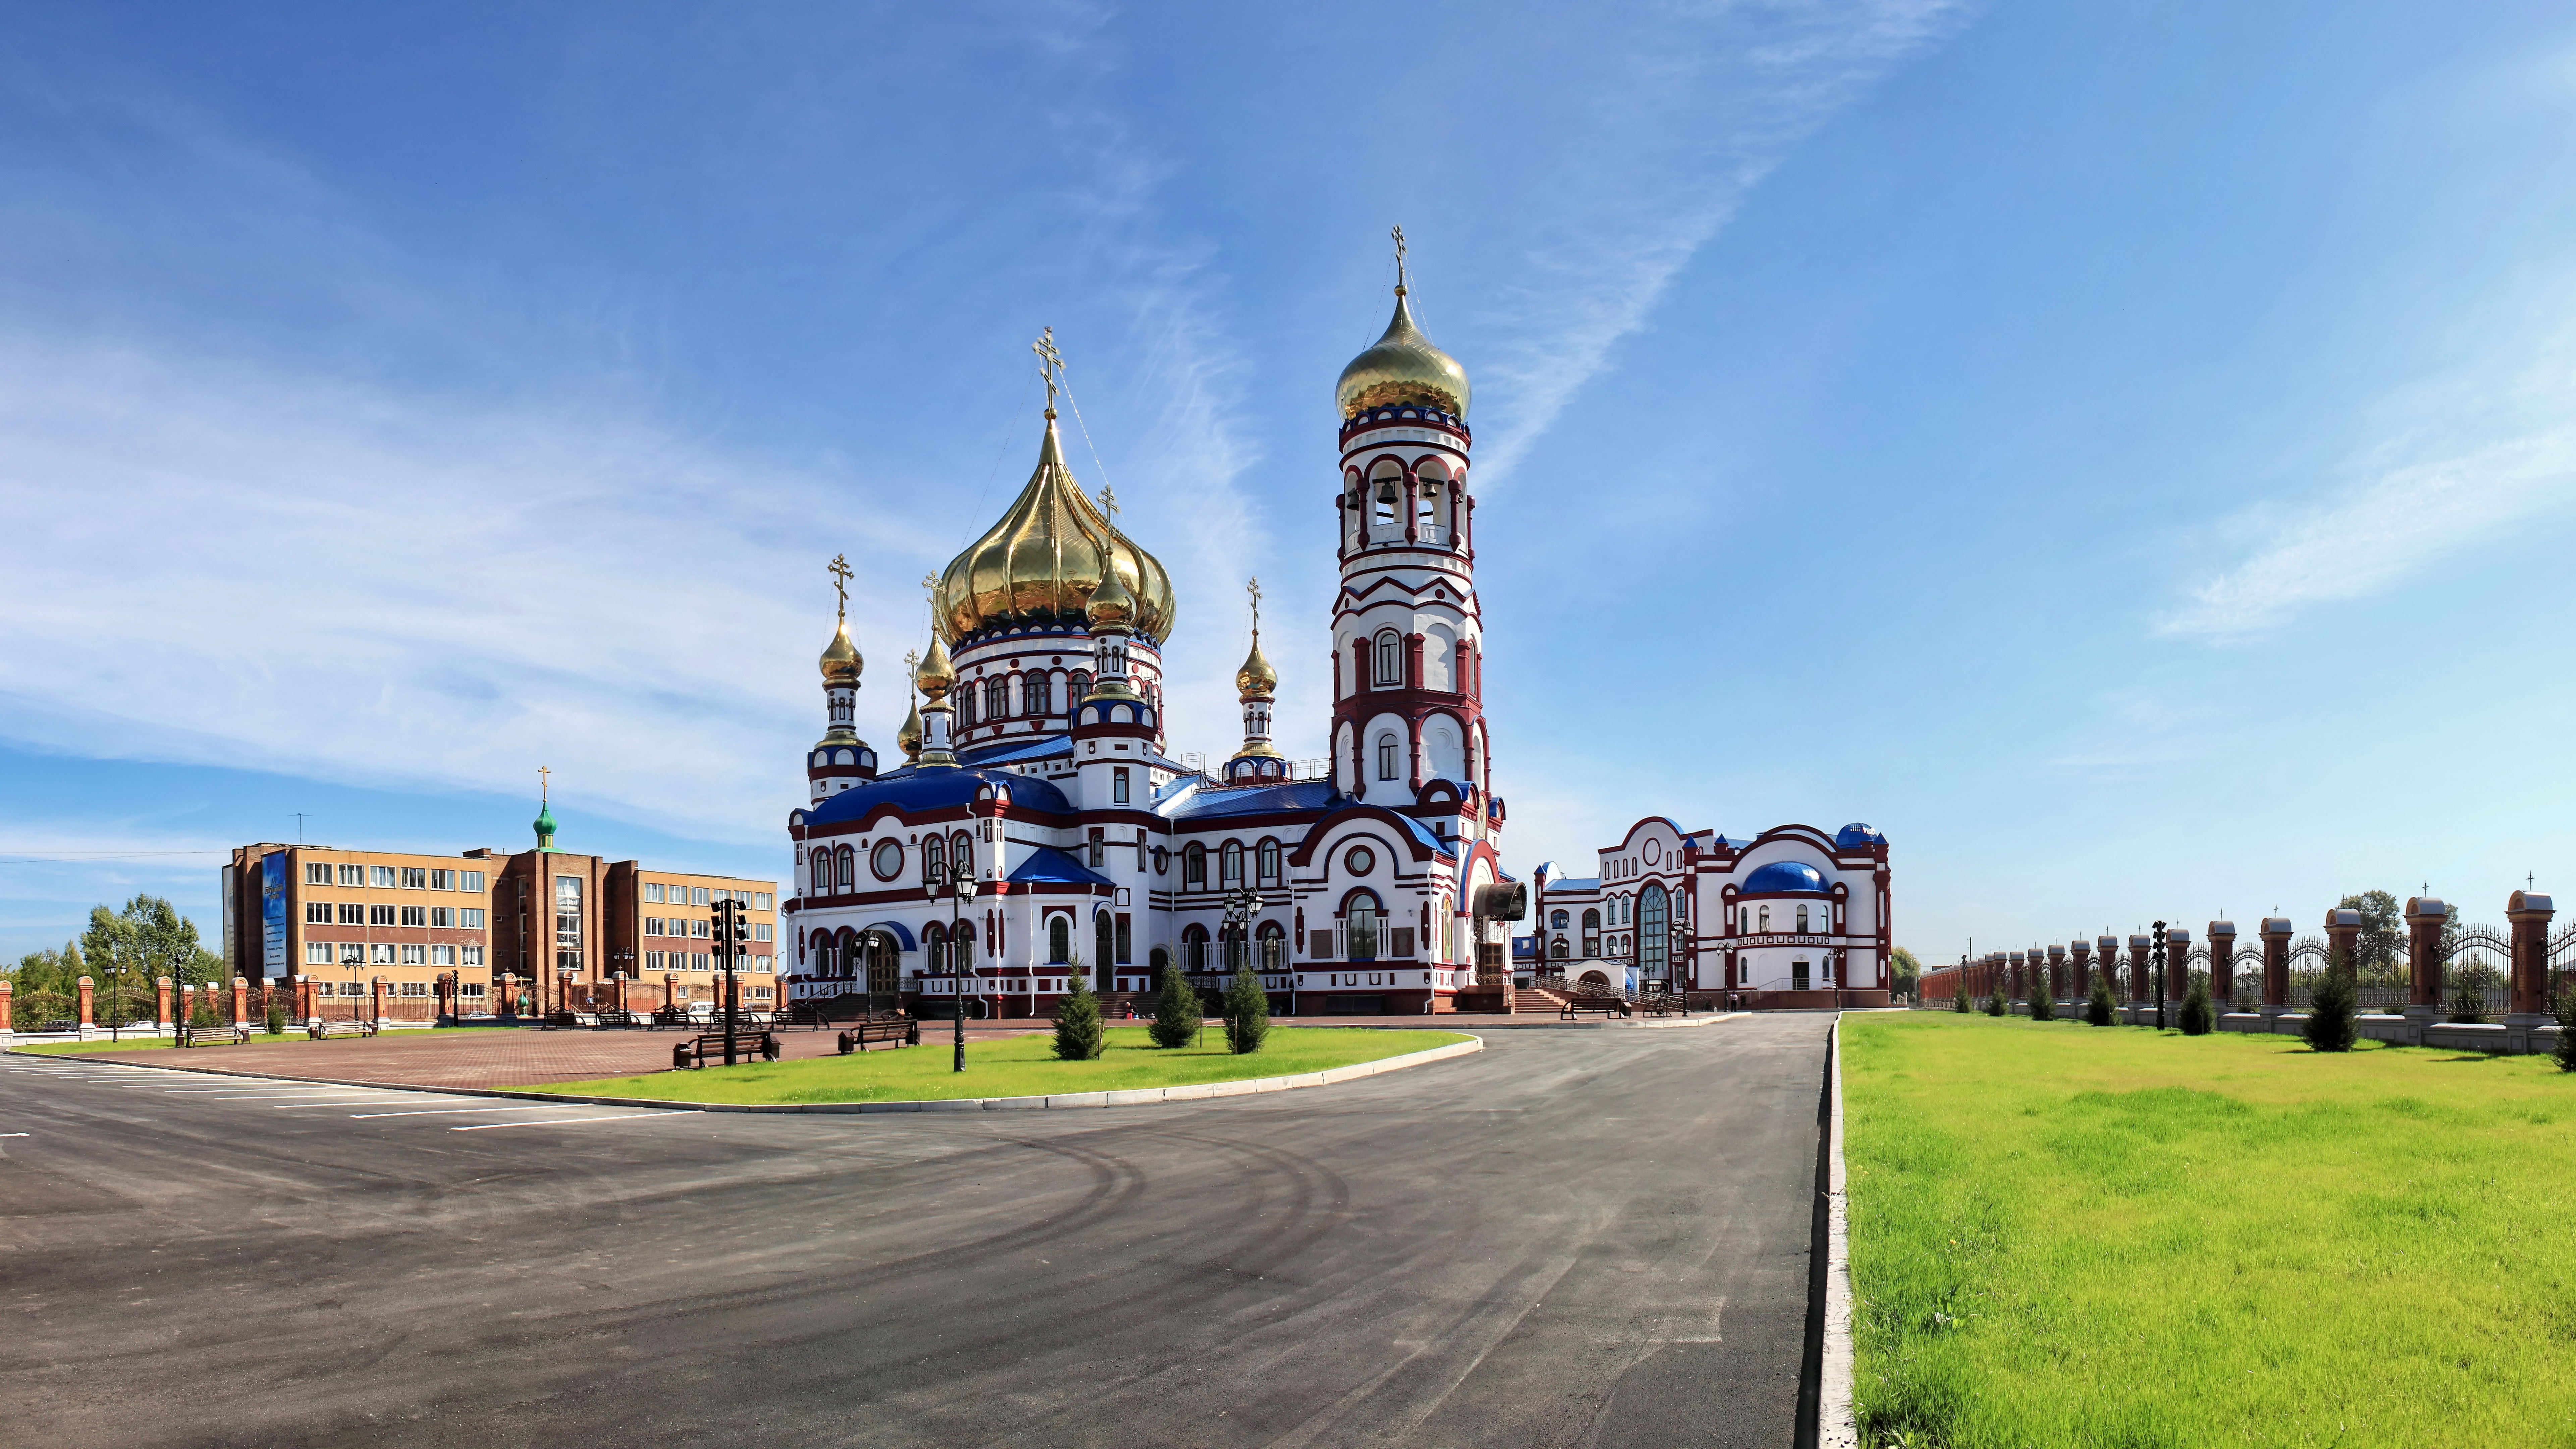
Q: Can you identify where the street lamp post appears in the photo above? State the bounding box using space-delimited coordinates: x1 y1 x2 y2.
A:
2152 919 2168 1032
931 867 979 1073
1222 885 1265 1031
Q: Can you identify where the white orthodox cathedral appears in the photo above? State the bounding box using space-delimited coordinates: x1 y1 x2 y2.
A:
780 253 1892 1016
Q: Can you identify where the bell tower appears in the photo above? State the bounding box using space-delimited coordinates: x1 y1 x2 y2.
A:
1327 229 1493 846
808 553 879 802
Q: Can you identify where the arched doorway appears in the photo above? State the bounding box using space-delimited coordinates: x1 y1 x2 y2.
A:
862 929 900 1004
1639 883 1669 986
1095 912 1115 991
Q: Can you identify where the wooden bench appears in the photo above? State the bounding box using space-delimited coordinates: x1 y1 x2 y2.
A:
671 1031 782 1069
179 1023 253 1046
307 1019 378 1040
592 1008 646 1030
1558 992 1628 1019
1634 994 1689 1017
836 1014 920 1053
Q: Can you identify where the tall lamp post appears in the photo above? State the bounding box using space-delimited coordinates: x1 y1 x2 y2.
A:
931 866 979 1073
2151 919 2168 1032
1221 885 1264 977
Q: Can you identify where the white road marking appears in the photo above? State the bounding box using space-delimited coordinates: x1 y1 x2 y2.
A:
270 1099 401 1107
348 1105 562 1118
0 1132 28 1137
450 1112 695 1131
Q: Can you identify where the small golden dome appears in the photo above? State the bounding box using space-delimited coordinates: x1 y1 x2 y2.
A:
915 632 956 701
1085 563 1136 631
1235 635 1277 701
896 696 923 761
935 415 1176 645
818 618 862 684
1335 289 1469 420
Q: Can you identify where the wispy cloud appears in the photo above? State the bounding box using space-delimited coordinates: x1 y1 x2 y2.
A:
1469 0 1971 484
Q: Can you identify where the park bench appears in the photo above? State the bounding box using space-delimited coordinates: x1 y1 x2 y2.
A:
671 1031 782 1069
1633 993 1688 1017
592 1008 646 1030
836 1013 920 1053
307 1018 378 1040
1558 991 1627 1019
179 1023 253 1046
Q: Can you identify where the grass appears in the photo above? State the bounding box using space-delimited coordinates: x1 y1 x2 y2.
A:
14 1024 522 1055
535 1024 1469 1104
1844 1012 2576 1448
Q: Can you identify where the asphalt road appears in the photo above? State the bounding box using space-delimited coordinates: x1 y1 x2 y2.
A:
0 1015 1831 1449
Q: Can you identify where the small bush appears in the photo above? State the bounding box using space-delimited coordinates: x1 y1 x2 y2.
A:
2448 960 2499 1024
2029 986 2055 1022
1951 986 1969 1014
2303 954 2359 1053
2553 988 2576 1074
1984 988 2007 1018
265 1001 287 1036
2087 980 2116 1027
1148 966 1202 1049
1052 974 1106 1061
1221 964 1271 1055
2179 978 2213 1035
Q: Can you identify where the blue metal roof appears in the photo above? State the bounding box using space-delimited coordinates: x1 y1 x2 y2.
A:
957 735 1073 767
1168 779 1338 821
1008 846 1114 888
1549 877 1601 893
1741 860 1830 895
1834 822 1886 848
805 765 1072 825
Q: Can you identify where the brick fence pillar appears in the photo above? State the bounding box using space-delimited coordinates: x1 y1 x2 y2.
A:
231 977 248 1027
2126 934 2150 1007
78 975 94 1027
2005 951 2023 1004
156 977 172 1030
2208 920 2237 1011
2093 936 2117 1003
297 974 317 1024
2325 907 2363 980
2403 898 2447 1011
0 980 12 1033
2507 890 2555 1022
2068 940 2090 998
2166 927 2191 1008
2047 943 2066 1001
2260 917 2292 1019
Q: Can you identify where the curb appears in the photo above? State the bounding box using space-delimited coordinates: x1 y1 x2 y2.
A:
1819 1014 1857 1448
7 1034 1483 1114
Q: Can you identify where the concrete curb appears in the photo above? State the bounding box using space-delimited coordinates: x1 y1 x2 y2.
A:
1819 1014 1857 1448
9 1034 1484 1114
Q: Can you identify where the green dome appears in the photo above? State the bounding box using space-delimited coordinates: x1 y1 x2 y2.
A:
533 801 558 850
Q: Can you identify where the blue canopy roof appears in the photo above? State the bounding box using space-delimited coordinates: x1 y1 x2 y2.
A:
805 765 1071 826
1741 860 1831 895
1007 846 1113 888
1168 779 1338 821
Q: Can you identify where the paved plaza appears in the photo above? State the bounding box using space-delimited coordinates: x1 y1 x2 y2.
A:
0 1015 1830 1447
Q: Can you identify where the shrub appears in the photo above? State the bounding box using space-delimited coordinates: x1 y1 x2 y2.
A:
2554 987 2576 1074
1148 965 1202 1049
264 1000 286 1036
2303 953 2359 1053
2028 986 2055 1022
1052 974 1105 1061
1951 986 1969 1014
1221 964 1271 1055
2448 960 2500 1024
2179 978 2213 1035
1984 988 2007 1018
2087 979 2116 1026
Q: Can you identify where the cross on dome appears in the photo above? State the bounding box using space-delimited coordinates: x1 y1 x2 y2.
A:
1033 326 1063 414
827 553 852 620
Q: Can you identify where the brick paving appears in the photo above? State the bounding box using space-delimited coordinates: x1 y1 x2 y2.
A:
31 1010 1719 1091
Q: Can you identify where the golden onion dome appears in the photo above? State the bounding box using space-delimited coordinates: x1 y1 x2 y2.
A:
818 617 861 685
935 414 1175 646
895 695 923 761
1335 287 1469 420
1085 561 1136 631
1235 634 1277 701
915 631 956 701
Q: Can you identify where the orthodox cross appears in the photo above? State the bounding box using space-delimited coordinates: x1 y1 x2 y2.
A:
1391 224 1408 293
539 765 550 803
920 572 938 627
1033 327 1063 412
904 648 920 693
827 553 852 620
1097 485 1119 530
1246 575 1262 639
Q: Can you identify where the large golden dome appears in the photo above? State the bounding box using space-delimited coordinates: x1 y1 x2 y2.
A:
1335 288 1469 420
935 414 1175 645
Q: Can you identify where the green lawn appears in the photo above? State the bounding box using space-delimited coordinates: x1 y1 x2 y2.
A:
537 1025 1469 1104
1844 1012 2576 1448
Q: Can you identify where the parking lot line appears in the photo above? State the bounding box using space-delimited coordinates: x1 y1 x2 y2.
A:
450 1112 696 1131
347 1105 560 1118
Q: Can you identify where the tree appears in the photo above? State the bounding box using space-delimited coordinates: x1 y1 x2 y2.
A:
1984 986 2007 1018
2337 891 2404 986
2303 949 2360 1052
1889 947 1921 1000
1148 961 1202 1049
2179 977 2213 1035
2552 985 2576 1074
2028 983 2055 1022
1221 963 1271 1055
79 895 207 1025
1052 972 1106 1061
2086 978 2116 1027
1950 981 1970 1013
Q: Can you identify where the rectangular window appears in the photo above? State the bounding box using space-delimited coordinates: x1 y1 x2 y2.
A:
400 867 427 889
644 918 665 937
368 904 396 926
754 892 774 910
460 908 484 929
692 919 710 939
643 882 664 904
305 901 332 924
400 981 428 997
305 862 331 885
430 945 455 966
459 981 486 999
305 943 332 965
692 952 710 970
429 907 453 928
754 922 774 942
752 986 774 1000
338 864 364 887
341 981 364 997
1115 913 1132 964
645 950 665 971
461 870 486 892
400 945 425 965
399 906 426 927
371 866 396 888
461 945 484 967
1113 767 1130 804
691 886 710 906
371 943 397 965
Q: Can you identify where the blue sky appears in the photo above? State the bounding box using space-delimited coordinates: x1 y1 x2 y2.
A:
6 1 2576 967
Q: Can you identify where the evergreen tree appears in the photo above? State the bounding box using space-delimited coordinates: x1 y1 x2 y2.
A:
1222 963 1271 1055
1951 983 1970 1013
1148 962 1203 1049
2029 984 2056 1022
1984 987 2007 1018
2553 986 2576 1074
2179 977 2213 1035
1052 971 1106 1061
2303 949 2360 1053
2086 979 2116 1027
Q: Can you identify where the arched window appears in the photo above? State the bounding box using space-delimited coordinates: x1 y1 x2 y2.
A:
1047 916 1070 964
1220 920 1247 972
1023 673 1051 715
1182 924 1209 972
923 922 947 975
948 831 973 884
1094 912 1113 977
986 678 1009 719
812 935 836 976
1376 735 1398 780
1551 938 1568 959
922 835 946 887
1346 898 1381 960
1758 905 1772 933
1796 904 1811 933
1639 883 1669 982
1257 921 1286 972
833 846 854 891
951 927 973 975
1220 841 1244 887
1256 838 1281 885
1376 630 1403 685
1551 910 1569 929
1581 909 1601 957
1374 480 1398 526
1184 843 1207 889
1068 670 1091 708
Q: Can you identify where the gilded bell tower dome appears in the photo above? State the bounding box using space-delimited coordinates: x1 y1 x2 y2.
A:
1335 231 1470 420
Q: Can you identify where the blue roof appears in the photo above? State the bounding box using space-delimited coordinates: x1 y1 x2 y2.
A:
957 735 1072 767
1549 877 1601 893
1742 860 1830 895
1835 822 1886 848
805 765 1071 825
1168 779 1338 821
1008 846 1113 888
